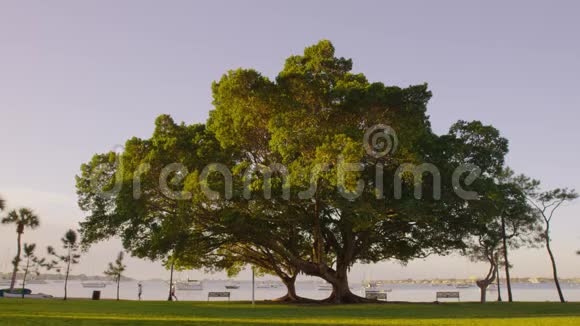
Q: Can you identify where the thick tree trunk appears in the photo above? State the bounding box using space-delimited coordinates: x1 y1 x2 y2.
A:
167 262 174 301
545 234 565 303
274 275 301 302
477 282 488 303
319 263 375 304
10 232 22 291
501 216 513 302
272 274 320 303
323 276 373 304
476 258 497 304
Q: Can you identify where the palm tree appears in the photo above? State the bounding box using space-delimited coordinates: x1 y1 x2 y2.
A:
1 208 40 291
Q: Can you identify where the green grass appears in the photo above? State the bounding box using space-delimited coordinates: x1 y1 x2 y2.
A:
0 299 579 325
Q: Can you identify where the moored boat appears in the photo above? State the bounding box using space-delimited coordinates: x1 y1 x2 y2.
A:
2 292 53 299
82 281 107 288
176 280 203 291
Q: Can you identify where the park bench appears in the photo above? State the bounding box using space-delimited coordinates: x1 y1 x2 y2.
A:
365 290 388 301
436 291 460 302
207 291 230 302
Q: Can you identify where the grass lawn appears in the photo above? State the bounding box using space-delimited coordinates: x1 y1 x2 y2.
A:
0 299 579 325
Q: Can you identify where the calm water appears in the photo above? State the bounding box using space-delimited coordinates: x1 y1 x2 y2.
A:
7 280 580 302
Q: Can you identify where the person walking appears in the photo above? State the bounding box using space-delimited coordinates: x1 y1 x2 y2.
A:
170 283 178 301
138 282 143 301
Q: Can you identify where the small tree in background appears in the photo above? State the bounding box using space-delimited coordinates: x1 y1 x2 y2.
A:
104 252 126 301
48 229 81 300
1 208 40 291
20 243 47 298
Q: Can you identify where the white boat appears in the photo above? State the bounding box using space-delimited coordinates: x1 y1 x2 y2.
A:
176 280 203 291
2 292 53 299
82 281 107 288
225 282 240 289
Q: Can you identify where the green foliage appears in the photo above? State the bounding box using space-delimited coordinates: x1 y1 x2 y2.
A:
104 251 127 279
1 208 40 234
46 229 81 300
76 40 543 303
47 229 82 268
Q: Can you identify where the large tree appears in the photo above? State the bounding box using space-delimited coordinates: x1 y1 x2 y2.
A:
205 41 508 303
1 208 40 291
77 40 517 304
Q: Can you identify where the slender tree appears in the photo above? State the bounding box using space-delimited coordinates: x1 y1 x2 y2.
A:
496 257 502 302
48 229 81 300
104 252 127 301
0 195 5 211
20 243 47 298
493 169 540 302
516 176 578 303
1 208 40 291
532 188 577 303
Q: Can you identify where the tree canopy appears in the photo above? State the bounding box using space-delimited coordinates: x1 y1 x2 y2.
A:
76 40 542 303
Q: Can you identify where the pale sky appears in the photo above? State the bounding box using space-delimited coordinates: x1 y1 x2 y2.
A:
1 0 579 281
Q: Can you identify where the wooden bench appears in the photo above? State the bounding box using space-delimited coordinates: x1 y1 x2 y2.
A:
365 290 388 301
207 291 230 302
436 291 460 302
